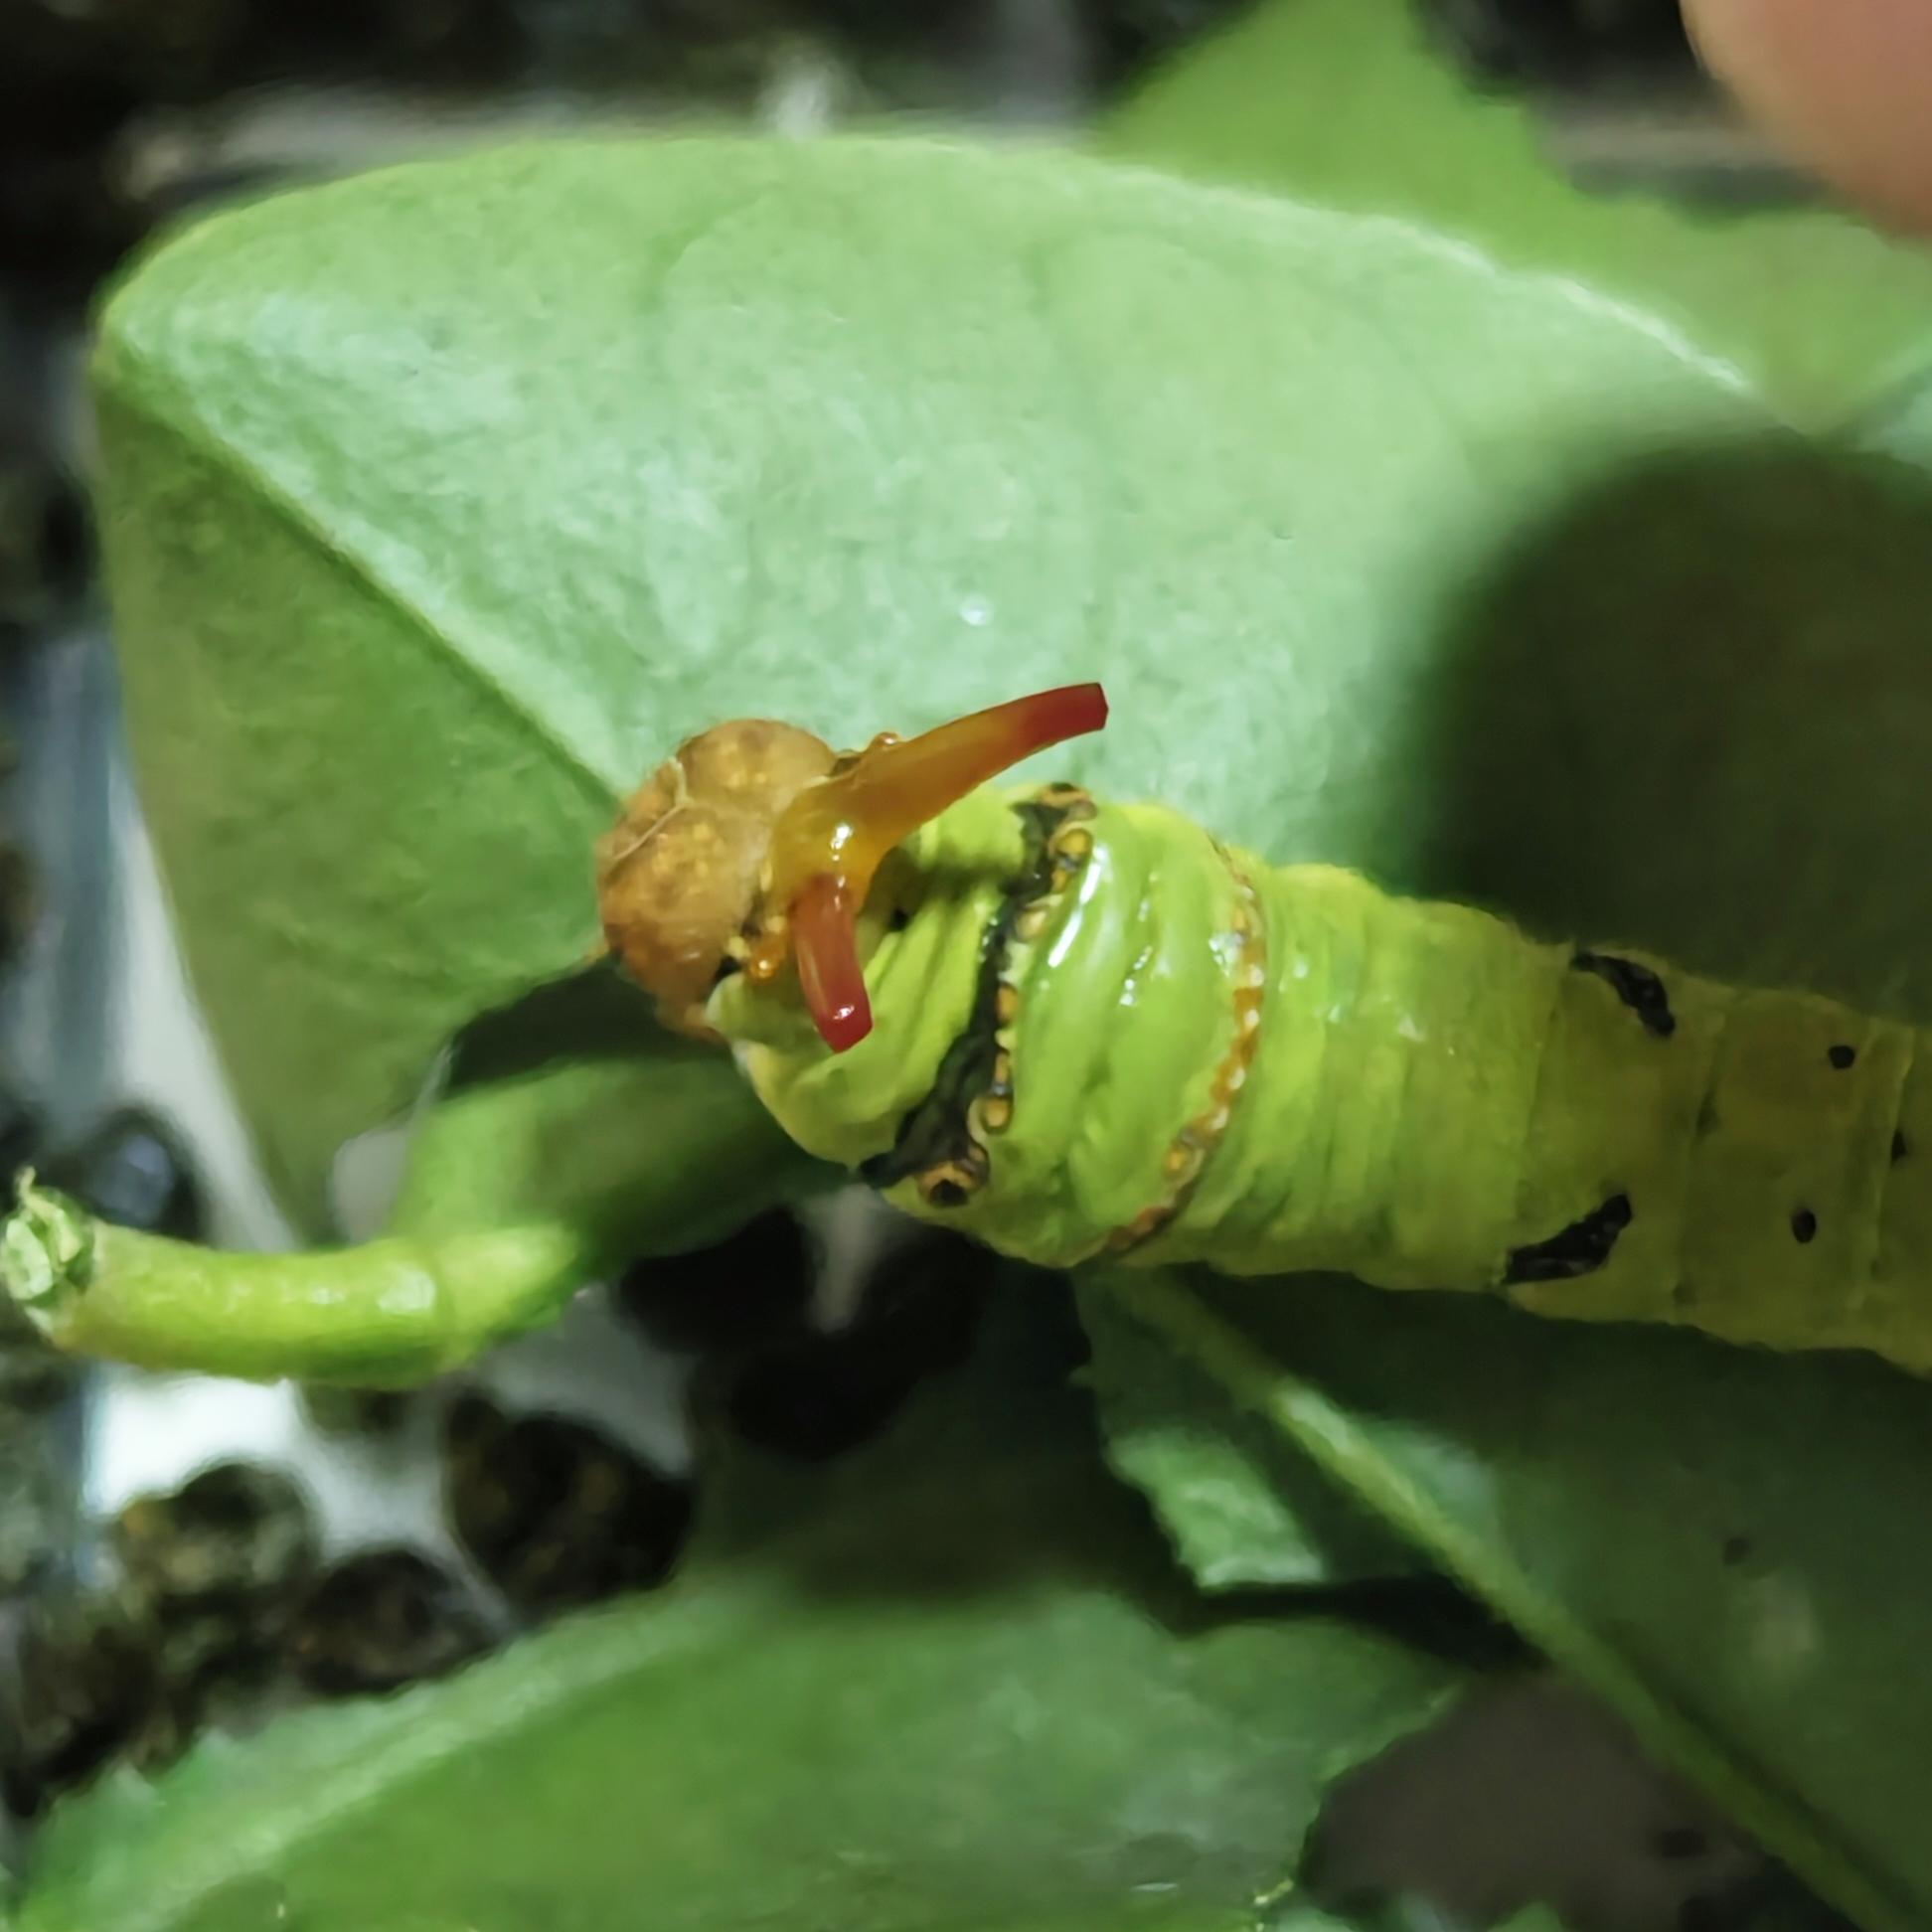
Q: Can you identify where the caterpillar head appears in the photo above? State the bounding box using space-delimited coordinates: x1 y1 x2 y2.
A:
597 684 1107 1051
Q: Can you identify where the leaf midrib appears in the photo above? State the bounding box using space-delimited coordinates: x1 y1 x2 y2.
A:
1099 1273 1922 1932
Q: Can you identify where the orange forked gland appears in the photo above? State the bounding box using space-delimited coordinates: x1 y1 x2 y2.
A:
750 683 1109 1051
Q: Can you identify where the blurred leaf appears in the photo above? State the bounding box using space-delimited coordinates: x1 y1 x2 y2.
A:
1077 1270 1932 1932
91 132 1764 1229
1268 1903 1566 1932
14 1288 1465 1932
1102 0 1932 424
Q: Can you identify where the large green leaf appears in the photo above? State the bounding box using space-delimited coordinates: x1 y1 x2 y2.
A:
1078 1271 1932 1932
12 1288 1467 1932
1101 0 1932 425
90 132 1764 1229
90 131 1932 1922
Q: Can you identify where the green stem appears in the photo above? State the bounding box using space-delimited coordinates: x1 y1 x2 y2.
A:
0 1022 835 1386
1 1171 593 1387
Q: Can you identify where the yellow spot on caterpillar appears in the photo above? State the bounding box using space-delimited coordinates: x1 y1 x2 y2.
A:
1035 783 1097 820
917 1156 987 1208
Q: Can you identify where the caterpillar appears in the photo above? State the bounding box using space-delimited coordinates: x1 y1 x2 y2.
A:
596 682 1932 1379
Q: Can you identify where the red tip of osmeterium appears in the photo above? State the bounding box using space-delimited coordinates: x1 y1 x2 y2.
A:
1020 681 1108 747
793 873 874 1049
786 682 1109 1052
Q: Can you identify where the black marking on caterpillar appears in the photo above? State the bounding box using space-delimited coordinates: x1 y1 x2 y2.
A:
1895 1130 1910 1164
1828 1043 1856 1070
1504 1192 1634 1284
860 793 1084 1199
1792 1208 1818 1244
1571 951 1676 1039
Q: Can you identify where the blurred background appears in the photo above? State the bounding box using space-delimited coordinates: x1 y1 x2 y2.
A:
0 3 1878 1927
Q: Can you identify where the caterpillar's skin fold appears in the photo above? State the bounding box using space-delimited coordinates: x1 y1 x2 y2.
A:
712 778 1932 1377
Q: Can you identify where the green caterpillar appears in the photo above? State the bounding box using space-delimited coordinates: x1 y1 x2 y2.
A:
614 684 1932 1378
8 682 1932 1389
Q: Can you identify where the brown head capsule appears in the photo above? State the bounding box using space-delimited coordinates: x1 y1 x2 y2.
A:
595 719 837 1042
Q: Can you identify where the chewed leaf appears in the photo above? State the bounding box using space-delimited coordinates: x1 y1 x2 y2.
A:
1080 1269 1932 1932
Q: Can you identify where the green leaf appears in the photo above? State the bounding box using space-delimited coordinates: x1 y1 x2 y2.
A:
92 132 1932 1919
1081 1277 1426 1590
13 1287 1466 1932
1269 1904 1566 1932
1101 0 1932 424
90 132 1764 1229
1049 353 1932 1925
1079 1270 1932 1932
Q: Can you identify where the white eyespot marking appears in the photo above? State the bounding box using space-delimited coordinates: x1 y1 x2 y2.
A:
1397 1015 1425 1043
959 594 993 628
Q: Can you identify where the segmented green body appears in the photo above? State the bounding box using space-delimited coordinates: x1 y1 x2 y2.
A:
714 781 1932 1375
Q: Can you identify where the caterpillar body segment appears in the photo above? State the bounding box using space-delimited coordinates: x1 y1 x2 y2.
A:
711 780 1932 1376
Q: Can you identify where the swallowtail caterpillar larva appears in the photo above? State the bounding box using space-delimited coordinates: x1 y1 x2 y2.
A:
598 683 1932 1378
8 683 1932 1387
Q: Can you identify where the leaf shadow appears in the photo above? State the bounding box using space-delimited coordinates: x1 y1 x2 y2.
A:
1313 426 1932 1527
1396 430 1932 1021
443 955 671 1090
692 1272 1494 1656
1139 427 1932 1582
